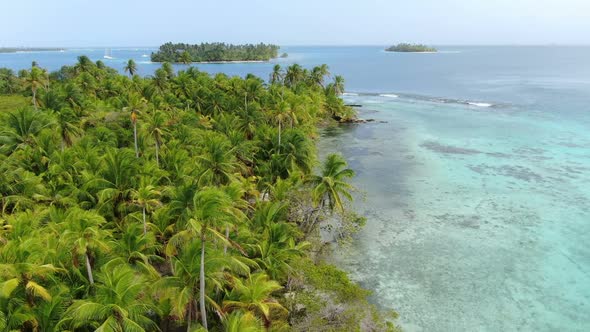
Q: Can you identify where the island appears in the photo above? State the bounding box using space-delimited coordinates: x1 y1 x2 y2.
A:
151 42 280 63
385 43 437 52
0 58 399 331
0 47 65 53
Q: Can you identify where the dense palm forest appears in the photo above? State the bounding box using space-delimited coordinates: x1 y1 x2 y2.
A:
0 58 399 331
151 43 280 63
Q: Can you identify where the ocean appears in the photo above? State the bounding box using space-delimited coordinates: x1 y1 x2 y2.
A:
2 45 589 331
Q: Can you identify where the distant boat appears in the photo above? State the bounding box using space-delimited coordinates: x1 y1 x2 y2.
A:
103 48 114 59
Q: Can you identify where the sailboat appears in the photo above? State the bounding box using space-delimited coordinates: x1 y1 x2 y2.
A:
103 48 114 59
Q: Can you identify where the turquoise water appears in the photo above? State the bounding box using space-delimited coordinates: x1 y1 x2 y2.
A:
2 46 590 331
320 94 590 331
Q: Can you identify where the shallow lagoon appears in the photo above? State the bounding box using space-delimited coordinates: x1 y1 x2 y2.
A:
320 95 590 331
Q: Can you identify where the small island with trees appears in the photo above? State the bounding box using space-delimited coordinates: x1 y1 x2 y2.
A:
151 42 280 63
385 43 437 53
0 47 65 53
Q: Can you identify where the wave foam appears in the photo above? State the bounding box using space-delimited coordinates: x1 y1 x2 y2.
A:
467 102 493 107
379 94 399 98
342 92 358 96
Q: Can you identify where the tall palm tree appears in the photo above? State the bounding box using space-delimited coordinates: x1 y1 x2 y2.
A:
284 64 303 88
333 75 345 95
167 187 246 330
57 207 112 285
54 108 81 150
269 64 283 85
310 64 330 88
272 101 298 151
23 67 48 110
74 55 94 74
124 59 138 77
123 94 147 158
145 110 167 166
131 182 162 235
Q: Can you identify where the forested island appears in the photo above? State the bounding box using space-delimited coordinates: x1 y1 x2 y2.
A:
151 42 280 63
385 43 437 52
0 47 65 53
0 58 399 331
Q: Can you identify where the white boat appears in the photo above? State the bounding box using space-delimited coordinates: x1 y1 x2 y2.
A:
103 48 114 59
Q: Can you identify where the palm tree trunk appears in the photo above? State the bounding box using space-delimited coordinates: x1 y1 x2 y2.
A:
186 304 191 332
278 121 281 152
223 225 229 255
133 122 139 158
155 141 160 167
85 252 94 285
32 88 37 110
199 229 208 330
142 206 147 235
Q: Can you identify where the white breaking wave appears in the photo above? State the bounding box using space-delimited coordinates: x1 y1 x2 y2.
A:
379 94 399 98
468 102 493 107
342 92 359 96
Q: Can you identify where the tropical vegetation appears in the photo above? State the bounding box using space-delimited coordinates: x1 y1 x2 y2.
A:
385 43 437 52
151 43 280 63
0 58 398 331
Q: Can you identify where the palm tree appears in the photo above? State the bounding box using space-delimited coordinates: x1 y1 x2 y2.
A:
0 262 60 308
145 110 167 166
272 101 298 151
269 64 283 85
123 94 147 158
124 59 138 77
222 311 264 332
310 64 330 88
167 187 246 330
74 55 94 74
0 107 49 154
222 273 287 329
180 50 192 64
284 64 303 87
333 75 345 95
59 259 159 331
196 133 241 186
23 67 48 110
57 207 112 285
161 62 175 78
91 148 138 219
131 182 162 235
308 154 355 213
54 108 81 150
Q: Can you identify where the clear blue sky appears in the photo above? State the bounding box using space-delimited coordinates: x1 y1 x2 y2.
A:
2 0 589 46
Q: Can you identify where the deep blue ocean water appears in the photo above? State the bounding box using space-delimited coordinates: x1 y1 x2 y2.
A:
2 46 589 331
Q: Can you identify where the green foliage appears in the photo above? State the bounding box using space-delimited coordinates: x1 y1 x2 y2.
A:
386 43 437 52
151 42 280 62
295 258 369 302
0 59 398 331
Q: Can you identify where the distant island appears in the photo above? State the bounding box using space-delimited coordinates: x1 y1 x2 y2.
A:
151 42 280 63
0 47 64 53
385 43 437 52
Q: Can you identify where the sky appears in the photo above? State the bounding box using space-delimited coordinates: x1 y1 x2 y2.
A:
1 0 590 46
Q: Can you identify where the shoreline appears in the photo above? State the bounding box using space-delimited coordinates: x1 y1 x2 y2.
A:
153 59 273 64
